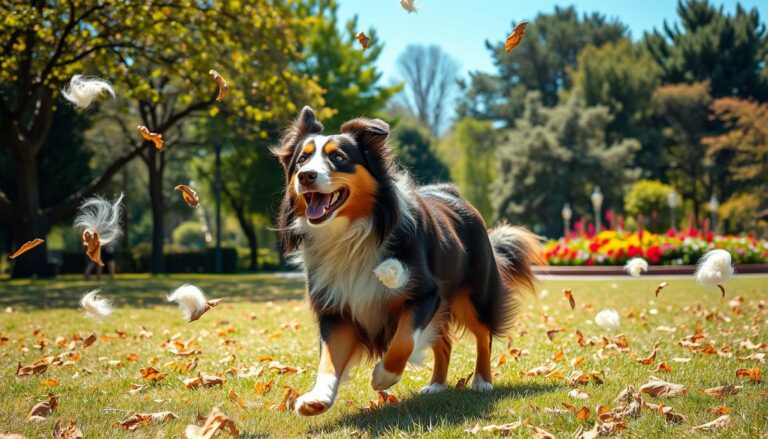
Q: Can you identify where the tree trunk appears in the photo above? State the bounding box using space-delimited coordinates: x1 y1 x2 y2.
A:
147 148 165 274
10 154 53 278
228 197 258 271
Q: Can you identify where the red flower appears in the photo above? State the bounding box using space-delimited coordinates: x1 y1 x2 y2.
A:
645 245 662 263
589 242 601 252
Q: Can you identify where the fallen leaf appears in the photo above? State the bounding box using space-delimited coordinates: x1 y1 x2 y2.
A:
570 356 585 367
652 362 672 373
10 239 44 259
175 185 201 209
42 379 58 387
576 405 591 421
692 414 730 431
126 353 139 362
465 421 523 434
496 353 507 368
53 420 83 439
137 125 164 150
736 366 762 382
208 70 230 102
568 371 590 386
139 366 167 382
569 389 590 399
228 388 246 408
655 282 668 297
267 360 300 375
270 384 298 412
127 383 146 395
708 406 730 415
82 333 97 347
253 379 274 395
737 353 766 363
663 411 688 423
184 406 239 438
505 21 529 53
120 412 178 431
528 423 555 439
703 384 743 397
589 370 605 385
456 372 474 389
640 376 687 397
564 289 576 310
81 231 103 267
632 349 657 365
27 392 57 420
16 362 47 378
546 329 562 342
551 349 564 363
355 31 370 49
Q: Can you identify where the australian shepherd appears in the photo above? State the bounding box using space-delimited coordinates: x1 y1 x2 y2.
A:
272 106 542 416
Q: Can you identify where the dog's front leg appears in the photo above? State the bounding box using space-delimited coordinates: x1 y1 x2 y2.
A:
371 295 438 391
296 316 360 416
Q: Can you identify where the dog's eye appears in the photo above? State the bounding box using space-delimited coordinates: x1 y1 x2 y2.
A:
298 155 307 164
332 154 344 163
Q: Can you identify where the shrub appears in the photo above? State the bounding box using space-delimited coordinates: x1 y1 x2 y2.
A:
172 221 207 249
624 179 680 232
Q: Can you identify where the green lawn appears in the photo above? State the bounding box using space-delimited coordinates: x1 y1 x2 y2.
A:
0 273 766 438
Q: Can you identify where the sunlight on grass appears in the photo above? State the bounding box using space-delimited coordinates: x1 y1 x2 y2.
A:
0 274 766 437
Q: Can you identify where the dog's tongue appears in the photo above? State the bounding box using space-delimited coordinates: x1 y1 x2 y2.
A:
306 192 331 220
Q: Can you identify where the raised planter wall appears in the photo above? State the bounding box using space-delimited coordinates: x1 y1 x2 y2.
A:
533 264 768 276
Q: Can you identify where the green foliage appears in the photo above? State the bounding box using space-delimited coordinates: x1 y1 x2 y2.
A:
645 0 768 101
439 118 498 222
623 180 680 232
718 193 762 235
297 0 401 131
391 120 448 184
493 93 641 236
172 221 206 249
458 6 627 125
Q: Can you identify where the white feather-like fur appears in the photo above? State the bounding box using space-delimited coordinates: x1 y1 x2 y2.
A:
61 75 115 109
399 0 419 13
595 309 620 332
694 249 734 287
167 284 208 322
374 258 409 289
80 289 113 319
623 257 649 278
74 193 124 245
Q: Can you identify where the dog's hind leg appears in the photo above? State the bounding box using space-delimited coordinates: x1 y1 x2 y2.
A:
296 317 360 416
419 331 452 394
451 290 494 392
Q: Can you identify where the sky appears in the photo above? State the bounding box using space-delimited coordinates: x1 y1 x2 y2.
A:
337 0 768 85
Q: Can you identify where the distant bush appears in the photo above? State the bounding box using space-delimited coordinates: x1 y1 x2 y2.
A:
624 179 679 232
719 193 761 235
172 221 207 249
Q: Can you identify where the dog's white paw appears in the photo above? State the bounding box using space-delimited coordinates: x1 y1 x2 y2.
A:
371 361 402 391
419 383 447 394
471 376 493 392
374 258 408 290
295 390 334 416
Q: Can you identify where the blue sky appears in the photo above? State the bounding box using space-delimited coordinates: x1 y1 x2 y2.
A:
337 0 768 85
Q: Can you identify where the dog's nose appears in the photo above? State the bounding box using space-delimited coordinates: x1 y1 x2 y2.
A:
297 170 317 186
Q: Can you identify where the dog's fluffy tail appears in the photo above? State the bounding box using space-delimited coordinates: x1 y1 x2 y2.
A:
488 222 543 295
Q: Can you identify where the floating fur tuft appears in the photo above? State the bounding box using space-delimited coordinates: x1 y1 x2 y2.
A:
80 289 113 319
61 75 115 109
623 257 649 278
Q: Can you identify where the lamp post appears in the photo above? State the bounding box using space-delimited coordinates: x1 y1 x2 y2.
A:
214 140 222 274
561 203 572 237
667 190 679 232
709 193 719 233
590 186 604 235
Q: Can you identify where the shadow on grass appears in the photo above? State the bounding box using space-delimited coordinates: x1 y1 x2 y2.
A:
315 383 561 435
0 274 306 310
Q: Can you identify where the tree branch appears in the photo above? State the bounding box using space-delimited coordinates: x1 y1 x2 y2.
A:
42 143 148 227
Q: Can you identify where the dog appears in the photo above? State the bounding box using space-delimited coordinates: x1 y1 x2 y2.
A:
272 106 542 416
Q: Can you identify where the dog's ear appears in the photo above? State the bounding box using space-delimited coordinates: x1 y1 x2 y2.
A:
271 106 324 176
340 118 392 167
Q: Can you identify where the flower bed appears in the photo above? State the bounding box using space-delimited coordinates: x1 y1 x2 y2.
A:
544 229 768 266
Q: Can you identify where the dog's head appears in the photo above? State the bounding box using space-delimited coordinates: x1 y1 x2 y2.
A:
272 106 401 251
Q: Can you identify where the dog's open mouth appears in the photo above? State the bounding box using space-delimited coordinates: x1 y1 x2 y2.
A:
303 187 349 224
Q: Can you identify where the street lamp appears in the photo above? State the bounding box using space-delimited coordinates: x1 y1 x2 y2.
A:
709 193 719 232
590 186 604 235
561 203 573 237
667 190 679 231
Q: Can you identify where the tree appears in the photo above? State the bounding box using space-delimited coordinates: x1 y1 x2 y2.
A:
0 2 160 277
623 180 680 232
653 82 712 219
493 93 640 236
438 118 498 222
390 120 448 185
458 6 627 125
645 0 768 101
297 0 401 132
396 45 460 136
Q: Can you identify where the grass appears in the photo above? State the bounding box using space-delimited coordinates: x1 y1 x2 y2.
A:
0 273 766 438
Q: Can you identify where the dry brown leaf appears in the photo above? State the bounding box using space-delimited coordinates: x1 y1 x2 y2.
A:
208 70 229 102
655 281 668 296
569 389 590 399
27 392 57 420
663 411 688 423
355 31 370 49
528 423 555 439
708 406 730 415
521 364 556 377
138 125 164 150
175 185 201 209
253 379 274 395
184 406 239 438
127 383 146 395
465 421 523 434
737 353 766 363
564 289 576 310
736 366 763 382
652 362 672 373
10 239 44 259
228 388 246 408
270 384 298 412
16 362 47 377
692 414 730 431
571 356 585 367
640 376 687 397
703 384 743 397
120 412 178 431
546 329 563 342
126 353 138 362
139 366 167 382
568 371 590 386
82 333 97 348
42 379 58 387
551 349 564 362
505 21 529 53
81 231 102 266
53 420 83 439
496 353 507 368
456 372 474 389
589 370 605 385
576 405 591 421
267 360 300 375
632 349 657 365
